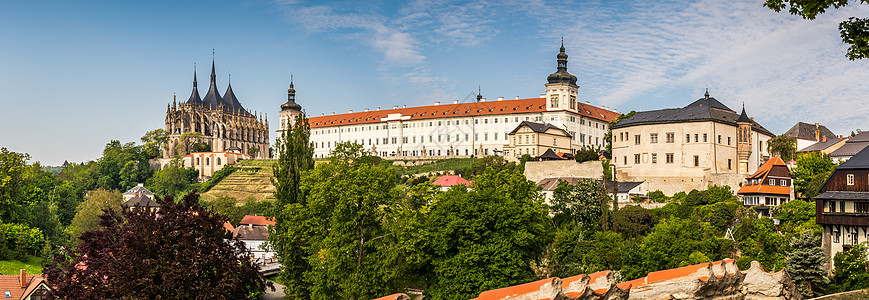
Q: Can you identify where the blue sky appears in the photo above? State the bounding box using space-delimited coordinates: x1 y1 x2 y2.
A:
2 0 868 165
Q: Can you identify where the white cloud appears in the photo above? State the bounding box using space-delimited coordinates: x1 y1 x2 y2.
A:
553 0 869 135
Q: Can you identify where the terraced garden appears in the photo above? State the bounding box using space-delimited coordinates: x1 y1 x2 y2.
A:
200 160 276 203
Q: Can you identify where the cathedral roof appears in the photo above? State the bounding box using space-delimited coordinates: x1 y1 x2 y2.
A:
223 79 245 113
202 61 225 110
186 67 202 104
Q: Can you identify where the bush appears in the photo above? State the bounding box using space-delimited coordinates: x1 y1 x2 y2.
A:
0 223 44 260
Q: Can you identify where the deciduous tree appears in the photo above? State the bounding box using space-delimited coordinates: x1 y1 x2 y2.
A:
67 189 124 246
46 192 269 299
140 129 168 159
767 135 798 162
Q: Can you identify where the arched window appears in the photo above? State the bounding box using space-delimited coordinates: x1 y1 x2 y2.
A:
217 157 222 165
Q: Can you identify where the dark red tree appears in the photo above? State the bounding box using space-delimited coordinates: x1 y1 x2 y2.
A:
45 192 271 299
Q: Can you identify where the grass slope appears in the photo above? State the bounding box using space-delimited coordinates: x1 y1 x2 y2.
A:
200 160 276 203
0 256 43 275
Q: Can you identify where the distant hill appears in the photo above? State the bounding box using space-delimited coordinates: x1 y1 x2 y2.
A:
200 160 276 203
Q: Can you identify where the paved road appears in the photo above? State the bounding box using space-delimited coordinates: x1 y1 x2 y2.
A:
263 280 285 300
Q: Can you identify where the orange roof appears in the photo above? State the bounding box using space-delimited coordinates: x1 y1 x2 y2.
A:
223 222 234 232
476 278 557 300
0 271 45 300
307 98 620 128
370 293 409 300
239 215 276 226
432 175 471 187
737 156 791 196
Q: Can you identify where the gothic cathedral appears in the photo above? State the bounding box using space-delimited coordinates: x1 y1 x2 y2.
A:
164 60 269 159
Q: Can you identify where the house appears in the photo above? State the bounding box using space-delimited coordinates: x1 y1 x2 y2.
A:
536 177 645 204
182 149 251 181
797 136 848 155
232 215 276 262
737 156 793 217
122 183 159 211
432 175 471 191
611 92 774 196
504 121 574 159
815 146 869 271
783 122 837 152
829 131 869 163
0 270 49 300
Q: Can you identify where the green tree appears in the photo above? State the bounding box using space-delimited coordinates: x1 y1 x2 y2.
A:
421 168 552 299
735 216 788 271
270 112 316 299
574 149 598 163
175 132 204 156
787 231 829 297
248 146 259 158
832 242 869 292
767 135 798 161
612 205 656 237
140 129 168 159
773 199 821 237
550 179 609 233
95 140 151 191
638 218 723 277
792 153 835 199
0 148 30 223
765 0 869 60
68 189 124 246
146 166 197 198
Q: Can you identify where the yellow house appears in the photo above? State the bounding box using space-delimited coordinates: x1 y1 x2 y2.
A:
504 121 573 158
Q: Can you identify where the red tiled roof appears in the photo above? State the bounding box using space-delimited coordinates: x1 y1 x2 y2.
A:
371 293 410 300
0 272 45 300
239 215 276 226
476 278 559 300
432 175 471 187
307 98 620 128
223 222 234 232
737 156 791 196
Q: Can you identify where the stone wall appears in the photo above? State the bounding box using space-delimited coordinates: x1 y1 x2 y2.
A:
524 160 603 183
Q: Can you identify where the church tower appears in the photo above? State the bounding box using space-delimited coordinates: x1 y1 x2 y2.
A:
279 76 302 132
545 40 579 112
736 101 753 174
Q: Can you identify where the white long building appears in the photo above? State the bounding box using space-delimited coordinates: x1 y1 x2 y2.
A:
279 44 620 159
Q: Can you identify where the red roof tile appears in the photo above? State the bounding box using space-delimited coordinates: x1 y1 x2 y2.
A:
371 293 410 300
476 278 559 300
0 271 45 300
307 98 620 129
432 175 471 187
239 215 276 226
737 156 791 196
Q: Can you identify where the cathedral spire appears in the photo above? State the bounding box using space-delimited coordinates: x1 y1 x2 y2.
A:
202 52 224 110
281 75 302 111
186 64 202 104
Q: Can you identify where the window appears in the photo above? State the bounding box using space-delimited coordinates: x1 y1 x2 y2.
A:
634 154 641 164
718 135 721 144
550 94 559 107
624 156 627 164
666 133 674 143
650 133 658 143
728 159 732 170
465 134 469 141
635 135 640 145
833 230 840 243
856 202 869 213
666 153 674 164
570 95 576 109
841 201 845 212
553 138 557 146
484 133 489 141
694 134 699 143
728 137 731 145
686 134 690 143
651 153 657 164
768 178 774 185
703 134 707 142
848 174 855 185
693 155 699 167
484 119 489 124
830 200 837 212
780 179 787 186
217 158 221 165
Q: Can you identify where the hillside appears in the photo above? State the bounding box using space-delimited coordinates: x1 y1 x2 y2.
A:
200 160 276 203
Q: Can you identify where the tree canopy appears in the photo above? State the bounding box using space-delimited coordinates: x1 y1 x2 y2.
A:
46 192 269 299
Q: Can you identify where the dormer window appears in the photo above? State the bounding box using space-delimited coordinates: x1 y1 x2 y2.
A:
848 174 855 185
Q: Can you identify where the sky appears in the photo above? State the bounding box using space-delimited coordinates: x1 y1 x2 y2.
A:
1 0 868 166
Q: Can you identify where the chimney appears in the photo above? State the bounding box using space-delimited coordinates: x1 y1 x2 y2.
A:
393 106 398 109
497 97 504 101
815 123 820 141
823 136 827 143
403 105 407 108
453 100 459 104
349 110 353 113
331 112 335 115
19 269 26 288
376 107 381 111
515 96 519 100
481 98 487 102
434 101 440 106
320 113 325 116
364 108 370 112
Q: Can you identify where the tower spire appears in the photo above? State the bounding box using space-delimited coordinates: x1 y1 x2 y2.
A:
704 88 710 99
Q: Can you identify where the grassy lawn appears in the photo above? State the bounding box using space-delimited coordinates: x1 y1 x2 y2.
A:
0 256 43 275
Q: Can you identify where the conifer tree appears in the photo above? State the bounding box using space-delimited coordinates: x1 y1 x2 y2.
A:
787 230 829 297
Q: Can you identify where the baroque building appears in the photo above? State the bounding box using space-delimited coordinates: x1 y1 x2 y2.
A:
611 93 774 195
284 43 619 159
164 61 269 159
